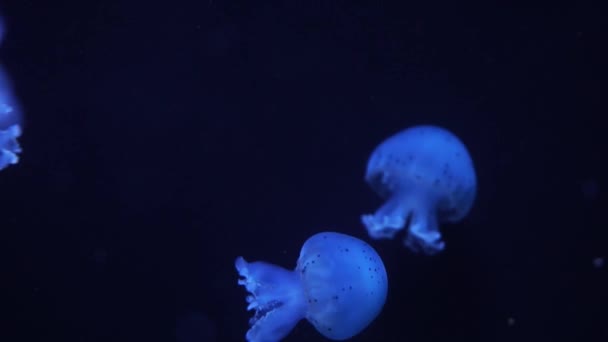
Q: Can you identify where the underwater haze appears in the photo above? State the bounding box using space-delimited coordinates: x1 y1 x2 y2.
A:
3 2 607 342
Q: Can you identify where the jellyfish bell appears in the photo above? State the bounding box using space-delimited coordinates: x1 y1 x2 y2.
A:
361 125 477 255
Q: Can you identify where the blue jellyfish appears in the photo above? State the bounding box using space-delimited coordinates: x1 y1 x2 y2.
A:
0 19 23 171
361 125 476 255
235 231 388 342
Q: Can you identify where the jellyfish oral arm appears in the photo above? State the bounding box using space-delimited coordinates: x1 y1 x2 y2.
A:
0 65 23 171
404 208 444 255
361 193 409 239
235 257 307 342
362 188 445 255
0 123 21 170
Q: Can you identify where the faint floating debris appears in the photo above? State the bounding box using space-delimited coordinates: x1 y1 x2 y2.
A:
592 257 605 269
93 248 109 266
507 317 515 327
580 179 599 200
205 23 239 58
176 312 217 342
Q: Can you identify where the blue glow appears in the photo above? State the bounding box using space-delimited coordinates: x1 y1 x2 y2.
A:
235 231 388 341
0 17 23 171
361 125 477 255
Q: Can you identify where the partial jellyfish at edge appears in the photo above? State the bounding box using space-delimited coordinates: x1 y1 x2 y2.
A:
361 125 477 255
0 15 23 171
235 231 388 342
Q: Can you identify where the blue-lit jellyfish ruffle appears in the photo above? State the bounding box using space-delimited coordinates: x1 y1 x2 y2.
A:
361 125 477 255
235 231 388 342
0 18 23 171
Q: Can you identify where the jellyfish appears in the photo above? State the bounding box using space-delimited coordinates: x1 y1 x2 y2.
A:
235 231 388 342
361 125 476 255
0 19 23 172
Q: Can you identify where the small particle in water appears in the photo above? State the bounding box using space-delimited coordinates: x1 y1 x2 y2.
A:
507 317 515 327
93 248 109 265
592 257 605 269
581 179 599 200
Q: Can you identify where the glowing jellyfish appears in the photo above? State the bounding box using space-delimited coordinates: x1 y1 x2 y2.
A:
235 231 387 342
361 125 476 255
0 17 23 171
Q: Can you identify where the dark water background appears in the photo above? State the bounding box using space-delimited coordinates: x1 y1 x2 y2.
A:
2 2 607 341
